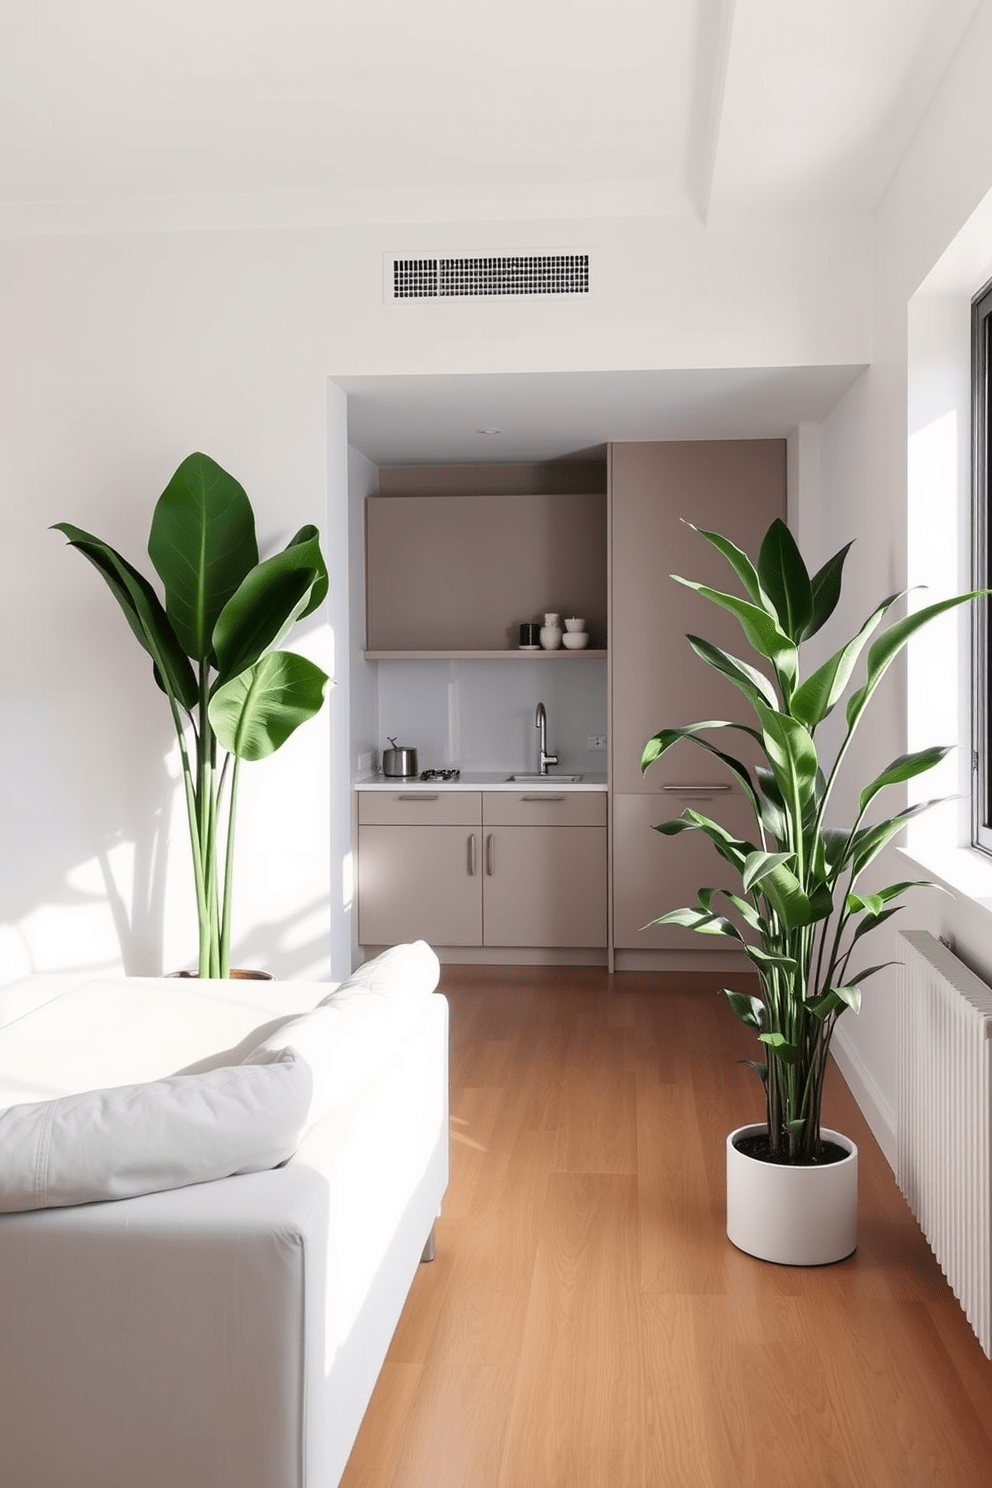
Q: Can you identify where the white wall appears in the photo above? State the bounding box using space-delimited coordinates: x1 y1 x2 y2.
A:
0 207 871 986
806 0 992 1164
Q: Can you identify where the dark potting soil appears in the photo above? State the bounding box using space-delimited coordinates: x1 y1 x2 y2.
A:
734 1132 850 1167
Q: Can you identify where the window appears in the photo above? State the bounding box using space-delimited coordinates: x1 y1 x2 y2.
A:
972 275 992 852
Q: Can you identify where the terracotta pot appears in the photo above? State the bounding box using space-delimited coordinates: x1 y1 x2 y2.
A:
726 1122 858 1266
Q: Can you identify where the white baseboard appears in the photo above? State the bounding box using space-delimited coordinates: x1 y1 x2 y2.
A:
830 1025 897 1172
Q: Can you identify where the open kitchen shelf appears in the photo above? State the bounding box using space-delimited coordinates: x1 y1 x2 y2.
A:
364 648 608 660
365 489 608 654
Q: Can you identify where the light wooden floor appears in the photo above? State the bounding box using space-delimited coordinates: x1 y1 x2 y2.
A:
341 966 992 1488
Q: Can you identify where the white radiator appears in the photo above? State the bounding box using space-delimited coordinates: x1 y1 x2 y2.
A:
898 930 992 1357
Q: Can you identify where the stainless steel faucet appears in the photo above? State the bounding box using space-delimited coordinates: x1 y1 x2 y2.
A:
535 701 558 775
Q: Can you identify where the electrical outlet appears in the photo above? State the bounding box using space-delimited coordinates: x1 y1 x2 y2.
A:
357 751 373 774
587 735 606 751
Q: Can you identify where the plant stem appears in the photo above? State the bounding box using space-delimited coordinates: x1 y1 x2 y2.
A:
220 754 240 979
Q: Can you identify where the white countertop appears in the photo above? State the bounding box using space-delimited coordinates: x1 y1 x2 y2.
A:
354 771 607 792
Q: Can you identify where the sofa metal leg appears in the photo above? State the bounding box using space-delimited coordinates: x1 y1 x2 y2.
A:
420 1224 436 1263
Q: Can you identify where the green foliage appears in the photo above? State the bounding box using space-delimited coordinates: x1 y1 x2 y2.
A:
641 516 981 1162
54 453 330 977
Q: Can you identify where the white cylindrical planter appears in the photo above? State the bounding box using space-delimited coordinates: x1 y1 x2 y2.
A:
726 1123 858 1266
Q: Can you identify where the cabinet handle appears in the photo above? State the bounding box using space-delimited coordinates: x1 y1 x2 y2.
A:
399 793 439 800
486 833 494 876
661 783 732 793
521 794 565 802
468 834 477 875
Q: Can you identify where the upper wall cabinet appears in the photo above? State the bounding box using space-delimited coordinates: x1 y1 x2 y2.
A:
364 464 608 657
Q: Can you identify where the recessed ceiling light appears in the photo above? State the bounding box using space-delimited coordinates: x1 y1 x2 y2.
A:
476 427 502 436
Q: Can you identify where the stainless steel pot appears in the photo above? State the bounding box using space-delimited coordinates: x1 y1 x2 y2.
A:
382 738 418 777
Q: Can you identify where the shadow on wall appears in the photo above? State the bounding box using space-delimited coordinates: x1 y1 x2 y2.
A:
2 594 334 986
1 686 334 982
0 688 176 982
209 895 334 984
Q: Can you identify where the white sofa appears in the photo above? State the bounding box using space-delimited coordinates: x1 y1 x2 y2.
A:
0 946 449 1488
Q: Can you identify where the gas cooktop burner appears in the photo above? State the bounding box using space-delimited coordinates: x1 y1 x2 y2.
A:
420 768 460 781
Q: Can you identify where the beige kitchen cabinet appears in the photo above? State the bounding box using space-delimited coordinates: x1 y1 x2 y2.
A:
611 791 758 953
609 440 786 956
481 792 607 947
357 790 607 950
357 792 482 947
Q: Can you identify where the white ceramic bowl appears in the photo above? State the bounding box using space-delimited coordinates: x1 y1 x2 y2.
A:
562 632 589 649
564 617 585 632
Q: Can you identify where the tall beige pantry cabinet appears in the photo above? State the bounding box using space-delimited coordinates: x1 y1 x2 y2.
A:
608 441 787 967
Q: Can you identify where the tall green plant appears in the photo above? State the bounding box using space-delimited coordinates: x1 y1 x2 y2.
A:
642 518 981 1162
53 452 330 978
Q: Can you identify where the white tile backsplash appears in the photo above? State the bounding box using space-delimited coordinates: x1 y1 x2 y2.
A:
375 659 607 775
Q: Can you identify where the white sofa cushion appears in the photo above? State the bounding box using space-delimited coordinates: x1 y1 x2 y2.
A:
244 941 442 1130
0 1048 312 1214
318 939 441 1008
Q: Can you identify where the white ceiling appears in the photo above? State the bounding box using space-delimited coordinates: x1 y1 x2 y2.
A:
337 366 866 466
1 0 980 229
1 1 979 464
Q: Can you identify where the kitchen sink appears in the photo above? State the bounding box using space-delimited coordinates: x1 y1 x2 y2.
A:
506 773 583 783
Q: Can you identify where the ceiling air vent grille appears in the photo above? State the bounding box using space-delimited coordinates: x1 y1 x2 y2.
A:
392 253 589 300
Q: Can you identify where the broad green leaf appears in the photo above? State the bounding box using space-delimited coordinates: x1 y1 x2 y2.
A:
806 882 835 923
842 961 897 986
671 576 798 690
758 1032 803 1064
858 745 952 815
846 591 985 730
801 768 829 838
721 891 766 933
755 700 820 812
641 719 762 773
753 861 815 930
808 984 861 1021
698 887 766 937
807 990 844 1021
652 817 700 837
821 828 852 874
726 989 765 1029
738 1058 769 1085
744 946 797 972
678 809 754 874
742 850 795 894
686 524 766 605
639 724 761 825
686 635 779 711
850 800 942 877
847 892 886 917
805 540 854 639
52 522 197 711
848 906 901 945
850 880 937 912
212 534 324 682
790 593 899 729
148 452 259 662
208 650 329 761
756 764 786 807
286 524 329 618
757 519 813 642
644 907 740 937
755 766 789 842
